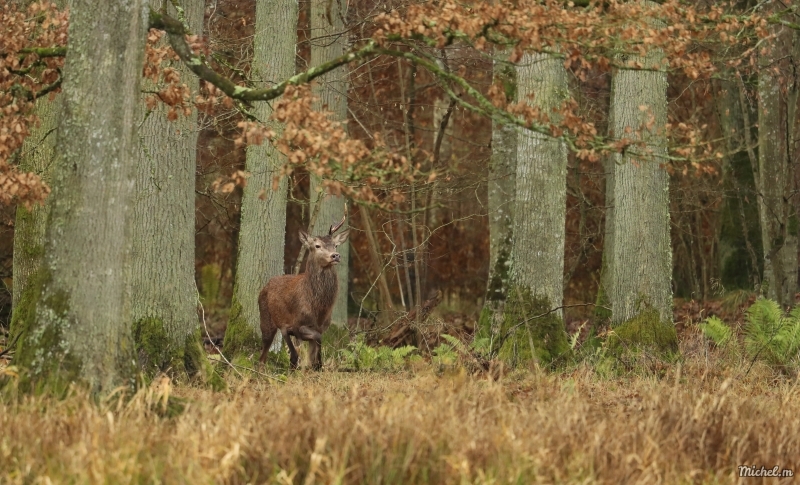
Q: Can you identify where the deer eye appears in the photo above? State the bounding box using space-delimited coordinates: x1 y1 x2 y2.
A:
315 244 321 249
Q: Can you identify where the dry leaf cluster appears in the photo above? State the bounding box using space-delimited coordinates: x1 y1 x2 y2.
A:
236 85 417 203
0 1 66 208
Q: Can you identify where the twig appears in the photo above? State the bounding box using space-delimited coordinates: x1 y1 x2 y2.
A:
0 331 22 359
197 287 286 383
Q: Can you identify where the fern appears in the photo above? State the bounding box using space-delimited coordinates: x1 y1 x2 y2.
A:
441 334 468 354
391 346 416 368
338 336 416 371
744 299 784 367
699 316 733 347
743 299 800 370
432 342 457 367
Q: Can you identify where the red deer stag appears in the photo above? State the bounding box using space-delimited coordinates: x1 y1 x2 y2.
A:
258 214 349 370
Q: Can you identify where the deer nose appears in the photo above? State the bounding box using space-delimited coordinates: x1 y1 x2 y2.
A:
331 253 341 262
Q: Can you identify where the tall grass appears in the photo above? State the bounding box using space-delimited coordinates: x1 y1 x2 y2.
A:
1 334 799 484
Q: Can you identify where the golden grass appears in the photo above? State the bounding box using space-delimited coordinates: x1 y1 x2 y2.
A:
2 336 799 484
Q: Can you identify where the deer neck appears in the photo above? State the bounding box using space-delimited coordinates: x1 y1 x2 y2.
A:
305 260 338 311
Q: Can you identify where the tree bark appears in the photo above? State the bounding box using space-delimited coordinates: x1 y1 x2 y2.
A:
130 0 206 379
13 0 148 392
309 0 349 327
12 96 59 314
479 51 517 339
603 2 672 326
511 52 569 314
491 51 571 365
756 8 798 308
224 0 298 357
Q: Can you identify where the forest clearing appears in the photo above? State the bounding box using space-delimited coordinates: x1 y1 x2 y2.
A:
3 0 800 482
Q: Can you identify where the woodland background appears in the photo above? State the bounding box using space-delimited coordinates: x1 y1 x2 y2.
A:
0 0 771 342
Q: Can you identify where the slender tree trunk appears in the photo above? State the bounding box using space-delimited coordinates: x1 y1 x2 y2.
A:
224 0 297 357
13 0 148 392
309 0 349 327
479 52 517 345
131 0 207 379
757 9 798 308
603 3 674 347
12 96 59 314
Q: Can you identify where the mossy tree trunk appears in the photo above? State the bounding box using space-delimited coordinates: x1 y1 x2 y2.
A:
12 95 59 315
12 0 148 393
479 51 517 345
309 0 349 327
223 0 297 358
131 0 207 380
497 52 570 366
756 9 799 308
602 2 674 349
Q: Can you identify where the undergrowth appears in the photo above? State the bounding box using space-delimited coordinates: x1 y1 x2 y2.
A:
2 338 799 484
701 298 800 374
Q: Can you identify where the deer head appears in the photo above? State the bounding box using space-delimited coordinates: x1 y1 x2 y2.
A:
299 213 349 268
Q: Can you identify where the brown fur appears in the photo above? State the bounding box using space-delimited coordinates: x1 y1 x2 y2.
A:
258 228 349 370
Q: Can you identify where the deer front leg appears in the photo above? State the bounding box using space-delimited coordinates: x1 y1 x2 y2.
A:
297 326 323 371
281 328 299 370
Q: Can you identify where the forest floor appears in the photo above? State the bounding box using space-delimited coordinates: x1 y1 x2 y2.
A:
1 329 799 484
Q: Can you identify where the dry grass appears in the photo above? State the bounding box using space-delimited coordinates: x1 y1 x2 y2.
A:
2 335 799 484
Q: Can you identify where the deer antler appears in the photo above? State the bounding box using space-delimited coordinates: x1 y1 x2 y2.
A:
329 203 348 235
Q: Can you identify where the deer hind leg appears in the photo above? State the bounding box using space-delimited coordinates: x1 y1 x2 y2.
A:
258 291 277 366
282 328 300 370
297 326 323 371
258 324 278 366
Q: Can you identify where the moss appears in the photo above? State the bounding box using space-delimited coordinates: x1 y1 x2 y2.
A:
607 308 678 354
593 283 612 323
7 267 82 396
185 329 226 391
479 237 512 345
485 240 511 304
132 318 225 391
199 264 222 308
14 206 46 259
498 62 517 101
222 293 261 359
133 317 178 376
604 307 679 373
493 286 571 368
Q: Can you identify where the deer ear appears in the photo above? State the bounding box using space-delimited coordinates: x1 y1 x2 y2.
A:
299 230 312 247
332 228 349 246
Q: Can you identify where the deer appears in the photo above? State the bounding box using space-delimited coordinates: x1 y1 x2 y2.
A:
258 213 349 370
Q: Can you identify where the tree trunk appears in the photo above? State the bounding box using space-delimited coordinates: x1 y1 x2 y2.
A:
13 0 148 392
224 0 298 358
309 0 349 327
12 96 59 314
131 0 208 380
602 2 675 352
478 52 516 343
501 52 571 365
756 9 798 308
